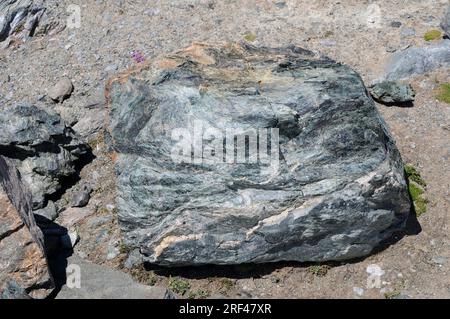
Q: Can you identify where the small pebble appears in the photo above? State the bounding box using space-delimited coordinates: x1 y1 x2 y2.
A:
48 77 74 103
72 185 92 208
353 287 364 296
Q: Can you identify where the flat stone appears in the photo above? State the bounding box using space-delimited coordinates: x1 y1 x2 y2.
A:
56 206 94 229
384 40 450 81
73 109 106 138
56 255 175 299
369 81 415 105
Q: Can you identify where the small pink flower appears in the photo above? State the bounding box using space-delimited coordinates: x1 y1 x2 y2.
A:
131 50 146 63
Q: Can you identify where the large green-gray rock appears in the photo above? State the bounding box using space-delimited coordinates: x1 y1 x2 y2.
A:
107 43 411 266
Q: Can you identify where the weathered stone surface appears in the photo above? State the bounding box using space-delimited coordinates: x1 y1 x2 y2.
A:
107 43 411 266
48 77 74 103
33 200 58 221
72 108 106 138
71 184 92 208
0 0 45 43
56 255 175 299
0 156 54 299
384 40 450 80
124 249 143 269
441 4 450 38
0 103 90 209
369 81 415 105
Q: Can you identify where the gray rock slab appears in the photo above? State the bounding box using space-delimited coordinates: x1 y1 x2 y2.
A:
384 40 450 81
56 256 174 299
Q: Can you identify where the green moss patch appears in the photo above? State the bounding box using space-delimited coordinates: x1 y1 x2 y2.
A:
424 29 442 41
436 83 450 104
187 289 210 299
384 280 406 299
408 182 423 200
244 33 257 42
405 164 427 187
384 290 402 299
218 278 235 295
119 241 132 254
405 165 429 217
169 277 190 296
308 264 331 277
130 265 157 286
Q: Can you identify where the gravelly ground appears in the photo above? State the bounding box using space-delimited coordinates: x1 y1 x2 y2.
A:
1 0 449 299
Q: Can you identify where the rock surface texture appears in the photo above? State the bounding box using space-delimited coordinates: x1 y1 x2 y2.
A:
384 40 450 81
0 104 90 210
107 43 411 266
0 0 46 44
0 156 54 299
369 81 415 105
56 256 175 299
441 4 450 38
48 77 74 103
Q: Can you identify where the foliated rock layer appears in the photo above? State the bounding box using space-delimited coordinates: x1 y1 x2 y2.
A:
107 43 411 266
0 156 54 298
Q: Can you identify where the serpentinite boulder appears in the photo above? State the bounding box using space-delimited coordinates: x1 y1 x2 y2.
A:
107 43 411 266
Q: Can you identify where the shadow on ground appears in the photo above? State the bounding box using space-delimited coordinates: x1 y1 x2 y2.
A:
35 215 72 299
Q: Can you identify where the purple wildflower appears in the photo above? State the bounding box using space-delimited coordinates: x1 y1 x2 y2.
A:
131 50 146 63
